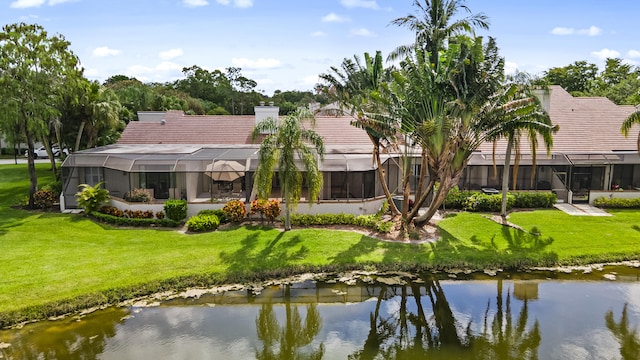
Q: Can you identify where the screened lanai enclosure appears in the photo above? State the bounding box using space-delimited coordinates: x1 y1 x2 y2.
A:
60 144 395 210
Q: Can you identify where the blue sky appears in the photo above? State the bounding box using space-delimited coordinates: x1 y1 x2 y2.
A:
2 0 639 95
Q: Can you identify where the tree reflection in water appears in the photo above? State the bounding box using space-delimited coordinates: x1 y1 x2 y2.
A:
255 285 325 360
0 307 126 360
349 277 541 359
605 303 640 360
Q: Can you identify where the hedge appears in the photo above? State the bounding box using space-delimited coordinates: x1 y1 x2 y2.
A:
444 187 556 211
289 213 393 233
90 211 181 227
593 196 640 208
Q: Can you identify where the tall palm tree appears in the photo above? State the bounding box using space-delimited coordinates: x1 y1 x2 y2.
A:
74 81 122 151
319 51 401 214
621 108 640 153
486 81 557 218
252 108 325 230
389 0 489 67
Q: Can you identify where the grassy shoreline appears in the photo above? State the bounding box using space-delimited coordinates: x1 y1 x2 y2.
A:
1 164 639 328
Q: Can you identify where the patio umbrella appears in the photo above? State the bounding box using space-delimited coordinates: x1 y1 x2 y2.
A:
205 160 245 182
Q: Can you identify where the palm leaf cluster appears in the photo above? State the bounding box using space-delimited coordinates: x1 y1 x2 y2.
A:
319 0 557 228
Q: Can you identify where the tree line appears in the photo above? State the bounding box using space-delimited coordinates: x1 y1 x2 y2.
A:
1 0 639 217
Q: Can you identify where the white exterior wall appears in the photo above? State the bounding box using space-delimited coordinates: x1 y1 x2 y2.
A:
589 190 640 205
109 197 386 219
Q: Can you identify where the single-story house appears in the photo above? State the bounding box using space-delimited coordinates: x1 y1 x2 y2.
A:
60 86 640 215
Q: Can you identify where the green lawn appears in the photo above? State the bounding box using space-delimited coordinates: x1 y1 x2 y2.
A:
1 163 639 327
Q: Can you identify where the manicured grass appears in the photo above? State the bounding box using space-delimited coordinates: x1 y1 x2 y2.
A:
0 164 639 327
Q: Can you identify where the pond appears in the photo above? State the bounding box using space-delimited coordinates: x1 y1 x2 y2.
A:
1 266 640 359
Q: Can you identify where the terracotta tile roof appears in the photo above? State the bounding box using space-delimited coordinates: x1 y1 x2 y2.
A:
117 111 373 147
477 85 638 154
120 87 638 156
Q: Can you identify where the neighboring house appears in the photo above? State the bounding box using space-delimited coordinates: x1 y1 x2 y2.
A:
60 86 640 214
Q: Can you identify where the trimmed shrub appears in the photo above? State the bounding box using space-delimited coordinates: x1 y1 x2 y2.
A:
512 192 557 208
90 211 181 227
41 181 62 198
186 214 220 232
444 186 474 209
164 199 187 221
155 211 165 219
124 188 151 202
594 196 640 208
444 188 556 211
463 193 514 212
289 213 393 234
198 209 228 223
222 200 246 223
33 189 57 209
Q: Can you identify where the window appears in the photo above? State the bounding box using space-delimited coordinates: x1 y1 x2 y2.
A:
83 167 103 186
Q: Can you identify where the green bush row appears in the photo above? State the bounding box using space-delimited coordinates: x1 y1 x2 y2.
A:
186 214 220 232
90 211 181 227
593 196 640 208
444 187 556 211
289 213 393 233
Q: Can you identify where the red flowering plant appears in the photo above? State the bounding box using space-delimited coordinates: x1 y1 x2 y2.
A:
250 199 281 224
222 199 246 223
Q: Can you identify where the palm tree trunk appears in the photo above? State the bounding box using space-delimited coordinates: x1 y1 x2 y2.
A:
373 142 399 215
74 120 86 152
501 134 514 219
25 130 38 209
283 183 291 231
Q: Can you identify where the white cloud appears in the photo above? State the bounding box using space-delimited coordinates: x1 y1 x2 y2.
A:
551 25 601 36
183 0 208 7
351 28 374 37
628 50 640 58
48 0 75 5
234 0 252 7
311 31 326 37
340 0 379 9
302 75 319 85
504 61 518 75
10 0 45 8
156 61 182 72
92 46 121 57
159 48 183 60
231 57 281 69
11 0 78 7
216 0 253 7
83 68 99 77
322 13 349 23
578 26 602 36
127 65 154 75
591 48 621 60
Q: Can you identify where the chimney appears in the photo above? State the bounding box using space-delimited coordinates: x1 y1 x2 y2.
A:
533 88 551 114
254 102 279 125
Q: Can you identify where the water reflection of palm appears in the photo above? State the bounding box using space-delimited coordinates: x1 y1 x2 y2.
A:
349 277 541 359
255 285 325 360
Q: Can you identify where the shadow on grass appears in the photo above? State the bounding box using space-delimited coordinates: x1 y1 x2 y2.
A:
219 226 309 273
429 225 558 268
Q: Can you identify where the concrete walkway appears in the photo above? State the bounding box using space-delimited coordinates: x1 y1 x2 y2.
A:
554 203 611 216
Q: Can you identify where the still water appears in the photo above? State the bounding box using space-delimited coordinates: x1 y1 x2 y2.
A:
1 268 640 359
